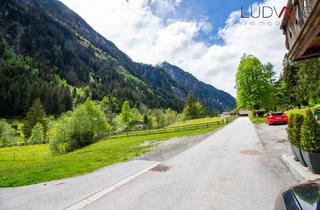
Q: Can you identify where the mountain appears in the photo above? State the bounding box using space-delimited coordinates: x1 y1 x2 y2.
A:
0 0 235 116
160 62 235 111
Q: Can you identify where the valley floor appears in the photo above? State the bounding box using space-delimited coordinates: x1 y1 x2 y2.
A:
0 118 296 210
0 119 223 187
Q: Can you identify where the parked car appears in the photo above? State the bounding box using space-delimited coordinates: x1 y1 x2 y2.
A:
274 181 320 210
266 112 288 125
315 108 320 121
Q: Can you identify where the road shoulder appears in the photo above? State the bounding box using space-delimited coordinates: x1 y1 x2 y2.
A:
0 160 160 210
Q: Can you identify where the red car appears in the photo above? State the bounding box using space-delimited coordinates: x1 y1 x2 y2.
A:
266 112 288 125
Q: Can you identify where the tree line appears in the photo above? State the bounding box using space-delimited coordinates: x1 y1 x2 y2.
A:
0 40 73 117
235 54 320 111
0 88 212 148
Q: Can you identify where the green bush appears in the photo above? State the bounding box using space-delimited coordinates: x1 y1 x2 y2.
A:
49 116 73 154
27 123 45 145
292 114 304 148
0 119 16 147
49 101 109 154
287 114 295 145
301 110 320 152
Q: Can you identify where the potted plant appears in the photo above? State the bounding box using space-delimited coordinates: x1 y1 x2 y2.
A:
288 114 307 166
301 110 320 174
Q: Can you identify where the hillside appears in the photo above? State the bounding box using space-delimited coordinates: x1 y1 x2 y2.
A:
160 62 235 111
0 0 235 116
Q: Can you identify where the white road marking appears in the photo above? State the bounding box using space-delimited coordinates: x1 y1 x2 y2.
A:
64 161 161 210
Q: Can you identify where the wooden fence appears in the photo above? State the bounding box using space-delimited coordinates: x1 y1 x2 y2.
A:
108 116 237 138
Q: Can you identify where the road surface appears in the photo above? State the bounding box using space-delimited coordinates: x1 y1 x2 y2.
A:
84 118 296 210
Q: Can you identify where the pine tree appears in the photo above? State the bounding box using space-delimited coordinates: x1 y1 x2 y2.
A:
183 92 196 120
23 99 47 138
61 88 73 112
0 39 5 58
143 112 151 129
50 88 60 115
183 92 204 120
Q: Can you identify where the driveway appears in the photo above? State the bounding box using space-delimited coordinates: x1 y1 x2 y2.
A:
84 118 296 210
254 123 294 175
0 118 296 210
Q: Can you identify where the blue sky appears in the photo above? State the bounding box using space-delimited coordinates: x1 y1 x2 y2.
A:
61 0 286 95
150 0 264 44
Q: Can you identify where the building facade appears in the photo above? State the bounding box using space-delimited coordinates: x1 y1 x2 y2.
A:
281 0 320 61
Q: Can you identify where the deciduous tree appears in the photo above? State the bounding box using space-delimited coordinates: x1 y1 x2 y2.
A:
235 55 274 110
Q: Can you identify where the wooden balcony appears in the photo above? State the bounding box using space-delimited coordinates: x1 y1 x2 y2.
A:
281 0 320 61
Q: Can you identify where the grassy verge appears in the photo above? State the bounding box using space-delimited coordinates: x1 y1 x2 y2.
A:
0 124 223 187
249 117 265 124
248 111 265 124
167 117 223 127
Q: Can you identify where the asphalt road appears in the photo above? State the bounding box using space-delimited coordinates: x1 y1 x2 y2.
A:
254 123 295 176
83 118 296 210
136 128 222 162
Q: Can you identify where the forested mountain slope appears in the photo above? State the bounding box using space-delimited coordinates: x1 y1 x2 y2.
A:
0 0 235 117
160 62 235 111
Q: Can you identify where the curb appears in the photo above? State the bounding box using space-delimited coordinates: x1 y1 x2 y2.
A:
65 161 161 210
281 154 320 182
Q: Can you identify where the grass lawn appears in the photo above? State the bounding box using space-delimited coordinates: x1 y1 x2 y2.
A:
248 111 265 124
167 117 224 127
249 117 265 124
0 124 223 187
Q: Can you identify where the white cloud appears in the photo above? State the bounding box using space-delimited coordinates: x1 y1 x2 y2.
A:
60 0 287 96
148 0 181 16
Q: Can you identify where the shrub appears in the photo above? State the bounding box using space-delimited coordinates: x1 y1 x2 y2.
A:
287 114 295 145
49 101 109 154
49 116 73 154
27 123 45 145
164 109 177 125
292 114 304 148
0 119 16 147
301 110 320 152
